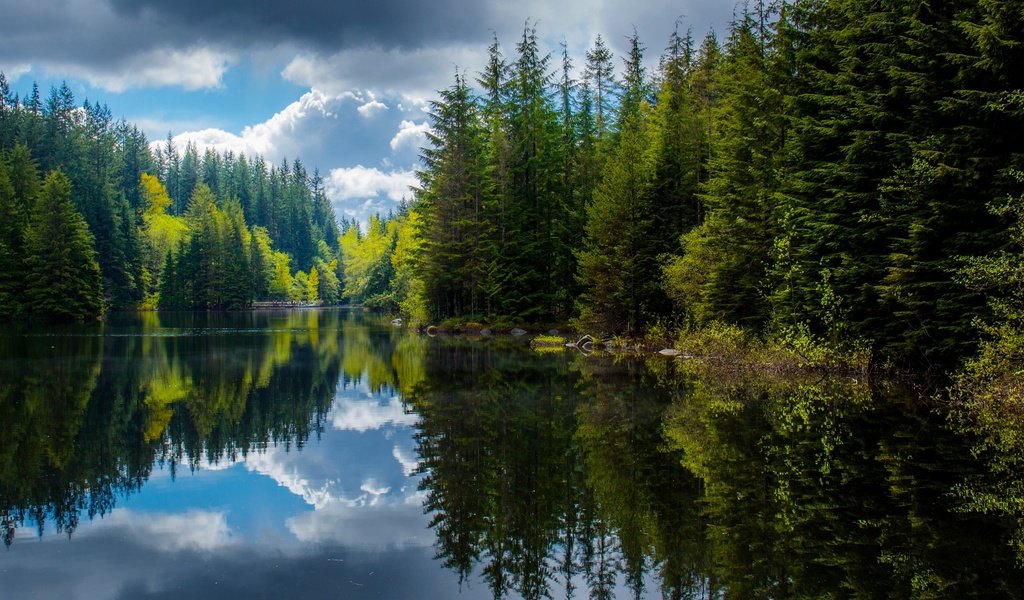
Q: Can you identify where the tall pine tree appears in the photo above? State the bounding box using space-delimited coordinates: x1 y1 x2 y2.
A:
23 170 103 320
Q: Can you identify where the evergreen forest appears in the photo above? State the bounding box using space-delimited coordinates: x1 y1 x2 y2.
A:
1 0 1023 380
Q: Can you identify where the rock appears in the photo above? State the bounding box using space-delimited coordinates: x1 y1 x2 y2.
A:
510 328 527 336
480 328 492 336
391 318 403 326
658 348 683 356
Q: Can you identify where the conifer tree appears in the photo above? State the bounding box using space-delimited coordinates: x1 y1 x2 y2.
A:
585 34 618 140
665 11 786 329
0 159 21 317
0 146 38 317
416 72 491 319
503 23 563 319
23 170 103 320
576 36 657 335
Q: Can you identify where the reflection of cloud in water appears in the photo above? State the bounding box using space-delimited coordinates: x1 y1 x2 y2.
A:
232 386 429 550
287 499 433 549
245 449 353 510
392 445 419 476
331 394 419 432
76 508 235 552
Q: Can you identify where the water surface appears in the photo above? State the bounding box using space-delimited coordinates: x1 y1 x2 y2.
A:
1 310 1022 598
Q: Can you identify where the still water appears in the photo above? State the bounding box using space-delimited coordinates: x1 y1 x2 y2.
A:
1 309 1023 599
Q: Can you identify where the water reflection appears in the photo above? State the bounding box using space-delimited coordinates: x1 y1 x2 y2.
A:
2 312 1023 598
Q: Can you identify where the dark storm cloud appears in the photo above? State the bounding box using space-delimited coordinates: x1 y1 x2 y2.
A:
0 0 735 93
108 0 493 51
1 2 161 64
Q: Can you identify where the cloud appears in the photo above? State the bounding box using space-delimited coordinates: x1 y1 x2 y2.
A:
357 99 389 118
390 120 431 152
332 395 420 432
286 499 433 549
108 0 492 52
392 445 420 477
3 1 733 98
65 46 232 92
150 88 350 162
246 448 351 510
326 166 418 203
0 63 32 82
77 509 235 552
281 44 483 100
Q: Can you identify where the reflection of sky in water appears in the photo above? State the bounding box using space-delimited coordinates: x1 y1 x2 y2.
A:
2 376 488 600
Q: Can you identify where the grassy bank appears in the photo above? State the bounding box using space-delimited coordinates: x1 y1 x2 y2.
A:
530 322 872 377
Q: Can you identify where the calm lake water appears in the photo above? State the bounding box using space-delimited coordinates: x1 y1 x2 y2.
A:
2 309 1023 599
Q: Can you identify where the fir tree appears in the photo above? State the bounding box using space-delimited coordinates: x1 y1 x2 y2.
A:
23 170 103 320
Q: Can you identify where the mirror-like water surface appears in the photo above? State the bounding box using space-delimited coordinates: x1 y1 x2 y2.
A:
1 310 1023 599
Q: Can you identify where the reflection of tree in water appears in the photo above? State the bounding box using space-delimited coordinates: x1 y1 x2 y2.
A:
0 329 104 545
417 347 1024 598
575 357 713 600
0 309 406 545
663 373 1024 597
411 346 703 599
410 341 582 599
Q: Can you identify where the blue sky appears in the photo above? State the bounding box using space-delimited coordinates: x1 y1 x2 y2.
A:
0 0 734 223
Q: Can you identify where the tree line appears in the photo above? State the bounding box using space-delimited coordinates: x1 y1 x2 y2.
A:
400 0 1023 370
1 0 1023 372
0 75 373 317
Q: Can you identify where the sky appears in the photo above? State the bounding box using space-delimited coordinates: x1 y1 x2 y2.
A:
0 0 734 224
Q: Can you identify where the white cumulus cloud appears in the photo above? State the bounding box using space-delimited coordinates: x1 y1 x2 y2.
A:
246 449 351 510
149 88 348 163
286 500 432 548
392 445 420 477
331 395 419 432
326 165 418 202
78 509 235 553
71 46 233 92
389 120 431 152
357 99 389 118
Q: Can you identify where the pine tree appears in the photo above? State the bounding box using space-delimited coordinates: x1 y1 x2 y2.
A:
416 73 491 319
665 11 786 330
23 170 103 320
576 35 658 335
585 34 618 140
0 146 39 317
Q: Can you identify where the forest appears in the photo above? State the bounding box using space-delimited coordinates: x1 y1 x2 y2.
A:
0 0 1022 379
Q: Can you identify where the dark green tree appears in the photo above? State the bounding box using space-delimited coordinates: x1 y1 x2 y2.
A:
664 11 786 330
23 170 103 320
576 34 658 335
416 72 491 319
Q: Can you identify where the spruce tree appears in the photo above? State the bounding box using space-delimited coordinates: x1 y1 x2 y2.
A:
23 170 103 320
0 159 21 317
585 34 618 140
503 23 563 319
576 35 657 335
416 72 490 319
666 12 786 330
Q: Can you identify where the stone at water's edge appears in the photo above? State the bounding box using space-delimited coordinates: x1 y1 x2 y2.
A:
659 348 683 356
510 328 527 336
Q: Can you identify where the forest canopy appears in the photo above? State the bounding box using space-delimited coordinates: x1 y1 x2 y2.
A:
1 0 1022 373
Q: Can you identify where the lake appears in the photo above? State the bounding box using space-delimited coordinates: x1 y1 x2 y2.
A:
2 309 1023 599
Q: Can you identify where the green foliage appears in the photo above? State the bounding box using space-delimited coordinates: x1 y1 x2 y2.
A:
338 214 398 304
0 75 341 316
23 170 103 320
3 0 1024 373
953 184 1024 512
